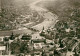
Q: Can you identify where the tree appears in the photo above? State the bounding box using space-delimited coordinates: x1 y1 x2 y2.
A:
10 42 20 54
59 39 64 48
4 37 9 41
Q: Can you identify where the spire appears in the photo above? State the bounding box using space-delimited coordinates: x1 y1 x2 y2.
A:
36 36 37 38
10 32 15 40
42 26 44 30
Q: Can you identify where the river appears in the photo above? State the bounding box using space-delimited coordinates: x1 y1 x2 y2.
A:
0 0 58 36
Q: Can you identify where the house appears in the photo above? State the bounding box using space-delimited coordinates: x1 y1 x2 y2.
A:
21 34 32 41
32 39 45 50
25 55 31 56
0 46 6 55
0 41 6 55
66 51 75 56
46 39 54 44
33 51 42 56
31 36 45 50
0 37 4 42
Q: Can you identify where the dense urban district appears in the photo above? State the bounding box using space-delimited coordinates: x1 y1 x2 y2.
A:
0 0 80 56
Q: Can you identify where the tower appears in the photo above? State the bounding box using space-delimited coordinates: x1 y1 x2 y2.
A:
42 26 44 30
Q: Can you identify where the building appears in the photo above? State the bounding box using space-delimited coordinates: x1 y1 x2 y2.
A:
0 36 7 55
32 38 45 50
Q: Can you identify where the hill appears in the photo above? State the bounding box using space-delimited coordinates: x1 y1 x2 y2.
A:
37 0 80 21
0 0 40 30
